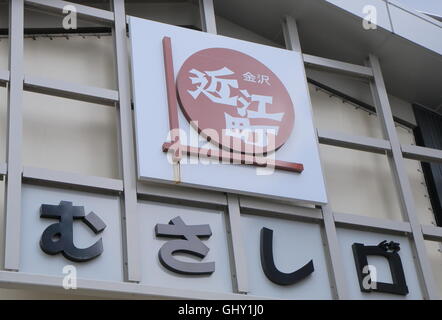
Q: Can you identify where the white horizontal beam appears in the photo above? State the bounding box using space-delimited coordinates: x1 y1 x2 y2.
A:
0 270 263 300
334 211 412 234
23 166 123 193
388 0 442 28
137 182 228 207
24 76 119 107
303 53 374 78
239 196 323 222
25 0 115 24
317 129 391 154
422 224 442 241
401 144 442 164
0 70 9 87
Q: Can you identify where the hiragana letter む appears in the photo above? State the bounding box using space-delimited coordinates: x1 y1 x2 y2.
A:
155 216 215 275
40 201 106 262
260 227 314 285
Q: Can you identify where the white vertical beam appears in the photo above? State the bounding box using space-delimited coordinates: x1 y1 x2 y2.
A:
111 0 141 282
198 1 248 294
226 194 249 293
321 205 351 299
199 0 217 34
368 54 439 299
282 16 301 52
282 15 350 300
4 0 24 271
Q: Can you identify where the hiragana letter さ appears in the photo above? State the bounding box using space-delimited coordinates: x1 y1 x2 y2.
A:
155 216 215 275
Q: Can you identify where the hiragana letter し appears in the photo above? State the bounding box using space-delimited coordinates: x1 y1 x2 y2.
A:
260 227 314 285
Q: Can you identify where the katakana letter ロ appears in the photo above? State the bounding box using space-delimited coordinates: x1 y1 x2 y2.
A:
187 67 238 106
260 227 314 285
352 241 408 295
155 216 215 275
40 201 106 262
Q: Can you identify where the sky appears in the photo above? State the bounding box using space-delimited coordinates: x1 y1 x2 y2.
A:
395 0 442 16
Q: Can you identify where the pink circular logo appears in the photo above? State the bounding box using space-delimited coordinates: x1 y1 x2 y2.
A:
177 48 294 154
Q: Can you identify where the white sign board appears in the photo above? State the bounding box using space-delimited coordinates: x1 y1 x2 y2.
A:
129 17 327 204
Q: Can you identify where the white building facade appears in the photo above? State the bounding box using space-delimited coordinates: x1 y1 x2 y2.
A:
0 0 440 299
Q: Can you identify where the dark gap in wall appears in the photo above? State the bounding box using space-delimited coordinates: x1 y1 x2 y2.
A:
413 104 442 227
0 27 112 36
0 25 201 37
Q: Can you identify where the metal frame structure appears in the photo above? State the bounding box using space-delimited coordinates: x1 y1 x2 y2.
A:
0 0 440 299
